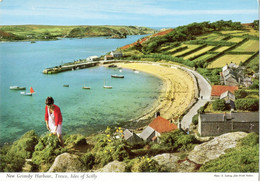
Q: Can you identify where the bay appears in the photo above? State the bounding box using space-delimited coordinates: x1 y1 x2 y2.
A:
0 35 163 145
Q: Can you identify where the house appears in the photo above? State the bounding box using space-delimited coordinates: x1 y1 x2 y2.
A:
220 63 247 86
198 112 259 136
86 56 99 61
220 91 235 109
211 85 238 99
243 77 253 87
123 129 143 143
110 51 123 58
139 116 178 142
104 55 113 61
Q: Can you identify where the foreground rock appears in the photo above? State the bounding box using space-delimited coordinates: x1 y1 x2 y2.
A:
48 153 85 172
153 153 180 172
188 132 248 164
96 161 126 172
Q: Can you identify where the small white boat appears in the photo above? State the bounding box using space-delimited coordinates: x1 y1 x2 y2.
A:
21 87 35 96
103 79 112 89
134 70 139 74
111 74 124 78
82 82 91 89
10 86 26 90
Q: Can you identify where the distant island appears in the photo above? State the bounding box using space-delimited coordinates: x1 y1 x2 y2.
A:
0 25 156 42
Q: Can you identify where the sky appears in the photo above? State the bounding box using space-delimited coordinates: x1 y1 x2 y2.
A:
0 0 258 27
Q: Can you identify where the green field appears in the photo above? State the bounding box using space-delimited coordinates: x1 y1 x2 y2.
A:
193 53 216 62
207 54 252 68
227 37 244 43
196 33 225 41
231 40 259 52
173 44 201 56
183 46 215 60
214 46 231 52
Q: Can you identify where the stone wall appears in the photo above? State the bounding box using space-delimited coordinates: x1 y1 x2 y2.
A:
199 119 259 136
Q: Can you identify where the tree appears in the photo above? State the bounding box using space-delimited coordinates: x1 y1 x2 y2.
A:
212 99 227 111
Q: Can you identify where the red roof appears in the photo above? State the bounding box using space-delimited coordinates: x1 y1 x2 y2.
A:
149 116 177 133
211 85 238 97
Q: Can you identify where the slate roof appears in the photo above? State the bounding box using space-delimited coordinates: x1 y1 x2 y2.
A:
211 85 238 97
139 126 155 140
149 116 177 133
200 112 259 122
124 129 133 140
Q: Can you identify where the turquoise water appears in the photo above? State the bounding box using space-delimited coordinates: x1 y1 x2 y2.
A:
0 36 163 145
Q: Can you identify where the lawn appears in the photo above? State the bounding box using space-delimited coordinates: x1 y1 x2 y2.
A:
214 46 231 52
173 44 201 57
231 40 259 52
183 46 215 60
207 54 252 68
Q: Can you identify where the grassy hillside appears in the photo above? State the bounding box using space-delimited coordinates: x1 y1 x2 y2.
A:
120 20 259 85
0 25 155 41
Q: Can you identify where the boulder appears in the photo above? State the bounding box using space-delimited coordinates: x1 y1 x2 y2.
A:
152 153 180 172
177 159 198 172
188 132 248 164
48 153 85 172
97 160 126 172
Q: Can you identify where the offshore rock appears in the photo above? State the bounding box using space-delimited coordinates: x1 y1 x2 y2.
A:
96 161 126 172
188 132 248 164
152 153 180 172
48 153 85 172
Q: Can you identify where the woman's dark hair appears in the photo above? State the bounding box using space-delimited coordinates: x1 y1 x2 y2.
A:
45 97 54 105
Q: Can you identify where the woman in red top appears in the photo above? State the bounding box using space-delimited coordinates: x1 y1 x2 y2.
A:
45 97 64 147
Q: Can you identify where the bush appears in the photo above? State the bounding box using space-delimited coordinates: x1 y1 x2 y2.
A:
138 158 162 172
0 130 38 172
234 89 248 98
235 98 259 111
160 130 198 151
81 153 96 171
192 114 199 125
32 133 66 172
64 134 87 147
212 99 227 111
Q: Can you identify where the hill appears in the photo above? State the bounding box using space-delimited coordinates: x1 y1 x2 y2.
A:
0 25 155 41
120 20 259 85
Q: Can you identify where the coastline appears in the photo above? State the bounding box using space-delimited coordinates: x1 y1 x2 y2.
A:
116 62 196 123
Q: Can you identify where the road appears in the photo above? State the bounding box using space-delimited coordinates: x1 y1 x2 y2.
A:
179 67 212 130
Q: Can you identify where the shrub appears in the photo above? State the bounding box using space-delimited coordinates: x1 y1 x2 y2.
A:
234 89 248 98
0 130 38 172
64 134 87 148
32 133 66 172
235 98 259 111
138 158 162 172
212 99 227 111
81 153 96 171
192 114 199 125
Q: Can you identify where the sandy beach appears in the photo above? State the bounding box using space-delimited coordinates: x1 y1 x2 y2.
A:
116 62 196 123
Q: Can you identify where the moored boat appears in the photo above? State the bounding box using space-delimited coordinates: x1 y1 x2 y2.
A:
111 74 124 78
10 86 26 90
103 79 112 89
21 87 35 96
63 84 69 87
82 82 91 89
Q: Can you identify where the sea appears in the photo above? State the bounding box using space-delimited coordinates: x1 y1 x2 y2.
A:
0 35 163 145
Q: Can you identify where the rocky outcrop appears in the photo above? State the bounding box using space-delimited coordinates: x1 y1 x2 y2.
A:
96 161 126 172
188 132 248 164
153 153 180 172
152 132 248 172
48 153 85 172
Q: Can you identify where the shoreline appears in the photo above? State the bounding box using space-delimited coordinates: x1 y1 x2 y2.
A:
116 62 196 124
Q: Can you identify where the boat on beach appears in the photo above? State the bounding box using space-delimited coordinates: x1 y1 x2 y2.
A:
10 86 26 90
111 74 124 78
103 79 112 89
20 87 35 96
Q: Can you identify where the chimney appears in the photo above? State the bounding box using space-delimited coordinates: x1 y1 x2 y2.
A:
155 111 160 118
